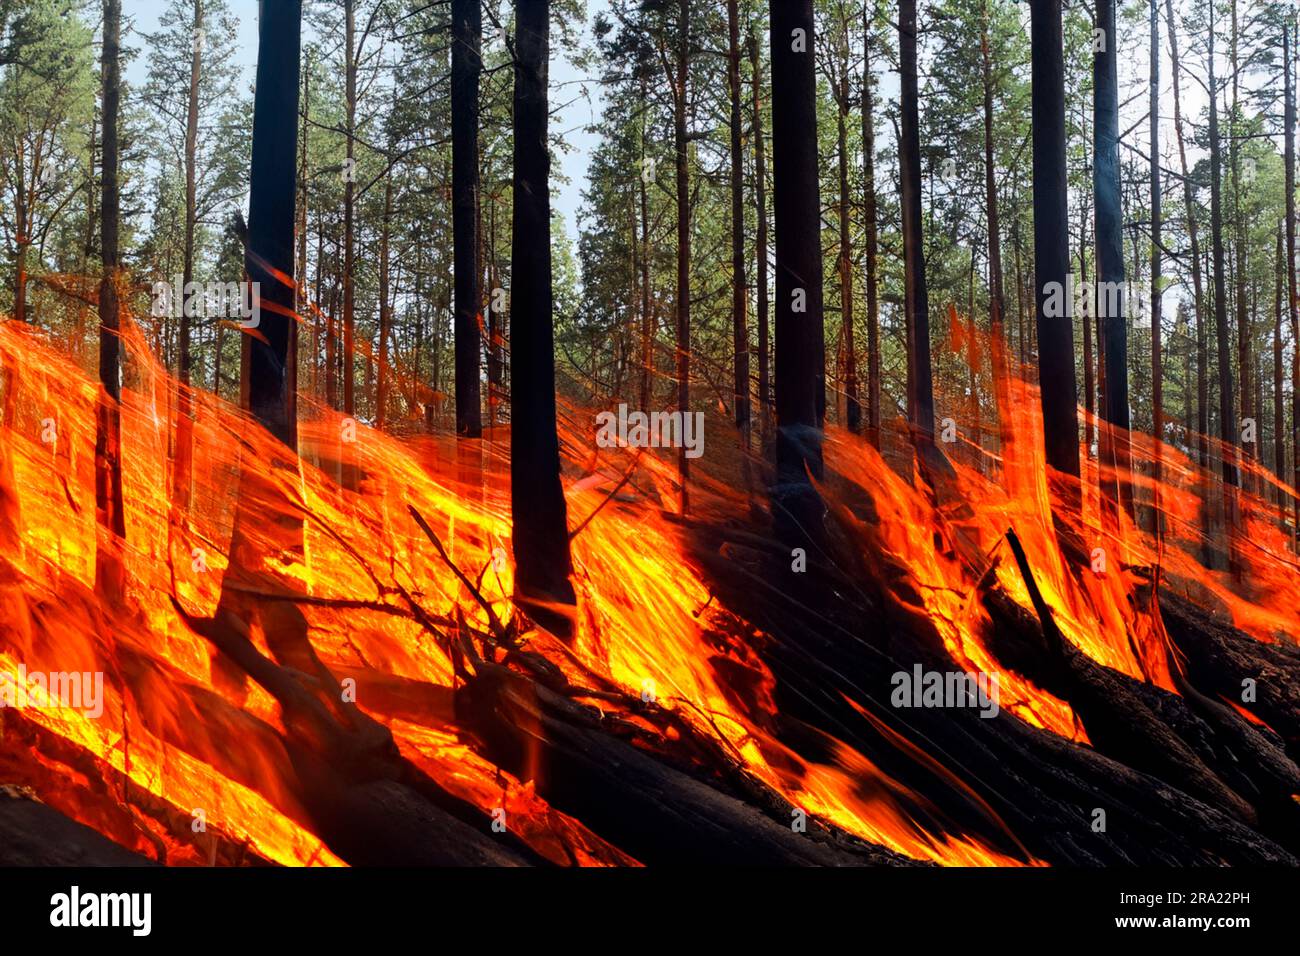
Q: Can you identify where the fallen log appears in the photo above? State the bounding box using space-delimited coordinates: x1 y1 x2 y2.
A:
455 661 908 866
0 786 152 866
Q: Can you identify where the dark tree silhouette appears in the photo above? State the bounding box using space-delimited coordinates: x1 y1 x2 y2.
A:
768 0 824 544
244 0 301 448
510 0 576 625
452 0 482 439
1029 0 1080 489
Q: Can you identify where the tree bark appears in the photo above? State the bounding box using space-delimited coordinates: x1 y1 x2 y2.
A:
95 0 127 591
835 3 857 433
750 28 771 441
510 0 576 626
727 0 750 443
672 0 692 512
899 0 937 452
452 0 482 439
768 0 825 545
1095 0 1131 521
1149 0 1162 528
862 4 881 448
244 0 301 448
1029 0 1080 492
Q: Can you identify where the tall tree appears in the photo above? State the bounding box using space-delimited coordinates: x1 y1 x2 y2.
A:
750 26 771 438
452 0 482 439
1207 2 1240 539
899 0 937 451
862 0 881 448
1029 0 1080 487
510 0 576 624
726 0 749 442
670 0 691 510
1095 0 1131 518
832 1 858 432
1149 0 1163 523
769 0 824 543
244 0 301 447
1286 23 1298 544
95 0 127 594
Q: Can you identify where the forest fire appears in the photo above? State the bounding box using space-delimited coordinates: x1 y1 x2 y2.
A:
0 300 1296 871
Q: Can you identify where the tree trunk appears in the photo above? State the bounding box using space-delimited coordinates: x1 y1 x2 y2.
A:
95 0 128 593
750 28 771 441
638 74 653 413
1274 225 1285 505
1285 24 1298 547
980 0 1010 457
1029 0 1080 491
244 0 301 448
509 0 576 627
672 0 691 512
727 0 750 443
768 0 825 544
835 4 858 433
862 4 880 448
452 0 482 439
342 0 356 416
899 0 937 452
377 171 392 430
1207 8 1240 555
1095 0 1131 521
1148 0 1162 528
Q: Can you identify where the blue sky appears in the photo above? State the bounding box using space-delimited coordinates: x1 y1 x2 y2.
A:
122 0 607 244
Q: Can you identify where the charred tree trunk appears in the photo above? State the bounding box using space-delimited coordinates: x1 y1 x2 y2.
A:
173 0 203 512
377 171 392 430
768 0 825 545
1208 10 1240 549
1275 224 1286 503
1149 0 1163 526
638 74 653 413
899 0 937 453
1095 0 1131 521
1286 24 1299 545
1029 0 1080 492
835 5 858 433
750 28 771 440
244 0 301 448
342 0 357 417
452 0 482 439
862 5 881 449
95 0 128 593
980 0 1010 455
672 0 692 512
727 0 750 443
509 0 576 628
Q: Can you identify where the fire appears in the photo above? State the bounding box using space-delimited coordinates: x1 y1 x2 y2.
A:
0 302 1294 867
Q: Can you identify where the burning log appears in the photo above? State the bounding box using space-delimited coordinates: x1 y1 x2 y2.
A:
454 661 907 866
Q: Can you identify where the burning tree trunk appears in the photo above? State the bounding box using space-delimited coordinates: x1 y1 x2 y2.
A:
1275 224 1286 505
1029 0 1080 494
342 0 357 418
768 0 825 545
727 0 750 444
95 0 128 597
509 0 576 629
452 0 482 440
